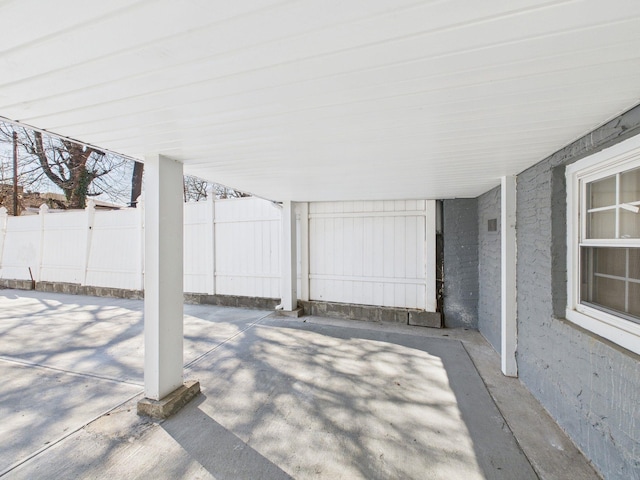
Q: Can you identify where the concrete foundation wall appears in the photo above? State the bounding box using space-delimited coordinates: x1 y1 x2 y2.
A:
512 105 640 479
442 199 478 329
477 187 501 352
0 279 279 310
184 293 279 310
299 300 442 327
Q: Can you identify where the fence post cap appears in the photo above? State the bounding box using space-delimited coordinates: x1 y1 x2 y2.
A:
39 204 49 214
0 206 7 216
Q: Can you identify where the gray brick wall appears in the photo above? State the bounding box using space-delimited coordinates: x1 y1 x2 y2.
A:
514 105 640 479
442 199 478 329
477 186 501 352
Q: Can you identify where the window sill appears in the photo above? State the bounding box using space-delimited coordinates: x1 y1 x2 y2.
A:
566 306 640 355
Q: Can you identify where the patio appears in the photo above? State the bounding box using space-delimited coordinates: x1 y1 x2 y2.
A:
0 289 598 479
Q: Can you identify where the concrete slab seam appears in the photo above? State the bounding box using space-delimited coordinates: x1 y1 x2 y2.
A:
0 355 144 388
458 342 540 479
183 311 272 371
0 389 144 478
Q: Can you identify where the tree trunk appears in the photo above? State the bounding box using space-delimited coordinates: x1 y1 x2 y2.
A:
130 161 144 206
66 168 91 209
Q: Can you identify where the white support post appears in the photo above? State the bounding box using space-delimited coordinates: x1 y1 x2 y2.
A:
281 200 298 311
425 199 437 312
501 176 518 377
297 202 309 302
143 154 184 400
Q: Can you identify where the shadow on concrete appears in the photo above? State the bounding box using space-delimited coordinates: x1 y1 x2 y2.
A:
0 293 145 383
0 291 537 479
0 360 141 472
163 395 294 480
0 290 270 477
180 316 537 479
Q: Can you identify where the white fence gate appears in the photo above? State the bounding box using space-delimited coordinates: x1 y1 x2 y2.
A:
307 200 432 310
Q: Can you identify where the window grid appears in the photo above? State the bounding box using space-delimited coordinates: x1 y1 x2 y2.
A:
580 167 640 322
589 247 640 313
584 175 640 240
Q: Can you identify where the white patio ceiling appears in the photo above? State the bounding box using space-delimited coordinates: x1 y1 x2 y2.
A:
2 0 640 202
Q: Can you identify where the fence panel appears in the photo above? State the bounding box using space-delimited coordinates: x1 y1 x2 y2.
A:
0 213 42 281
39 210 86 284
184 200 214 294
214 197 281 298
85 208 143 290
309 200 427 309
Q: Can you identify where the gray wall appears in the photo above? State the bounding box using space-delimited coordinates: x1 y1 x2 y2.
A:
477 186 501 352
442 199 478 329
441 106 640 479
511 105 640 480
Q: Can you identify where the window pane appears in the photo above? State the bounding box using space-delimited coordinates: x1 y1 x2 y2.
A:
594 247 626 277
587 210 615 238
588 175 616 208
620 167 640 204
581 247 640 322
630 249 640 280
592 276 626 312
620 209 640 238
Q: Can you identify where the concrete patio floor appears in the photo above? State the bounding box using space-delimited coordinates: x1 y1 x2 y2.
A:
0 290 599 479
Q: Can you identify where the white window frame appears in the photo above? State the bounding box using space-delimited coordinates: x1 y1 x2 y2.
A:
566 133 640 355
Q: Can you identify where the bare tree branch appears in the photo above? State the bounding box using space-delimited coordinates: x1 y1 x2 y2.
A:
0 121 133 210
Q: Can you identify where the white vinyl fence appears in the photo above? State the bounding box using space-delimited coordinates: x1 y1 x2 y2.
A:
214 198 281 298
0 197 279 296
308 200 430 309
0 202 146 290
0 198 435 310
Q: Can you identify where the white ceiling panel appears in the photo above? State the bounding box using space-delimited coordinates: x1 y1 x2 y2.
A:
1 0 640 201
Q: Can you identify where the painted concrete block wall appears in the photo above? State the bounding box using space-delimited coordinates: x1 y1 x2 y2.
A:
477 186 501 353
442 199 478 328
513 105 640 480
